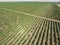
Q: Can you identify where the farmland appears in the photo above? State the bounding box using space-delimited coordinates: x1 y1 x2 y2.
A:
0 2 60 45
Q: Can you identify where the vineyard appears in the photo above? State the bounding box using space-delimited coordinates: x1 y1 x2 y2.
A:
0 2 60 45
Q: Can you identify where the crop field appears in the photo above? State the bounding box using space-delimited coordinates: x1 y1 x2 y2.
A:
0 2 60 45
